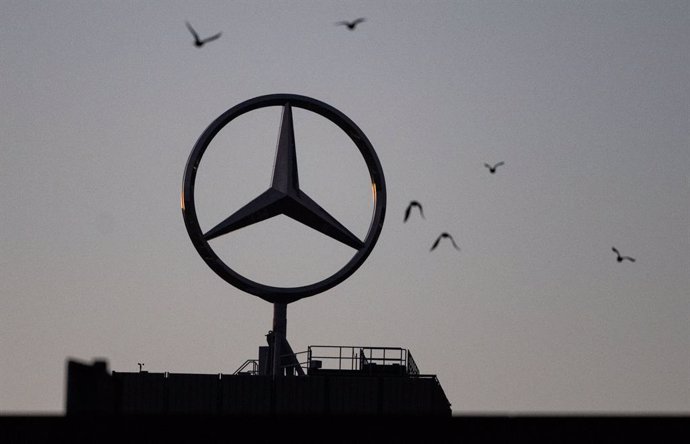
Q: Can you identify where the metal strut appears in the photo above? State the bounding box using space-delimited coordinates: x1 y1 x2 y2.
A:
271 303 304 377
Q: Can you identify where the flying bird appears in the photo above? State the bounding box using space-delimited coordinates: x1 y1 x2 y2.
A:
612 247 635 263
335 17 366 30
185 21 222 47
484 161 505 174
430 233 460 252
404 201 424 222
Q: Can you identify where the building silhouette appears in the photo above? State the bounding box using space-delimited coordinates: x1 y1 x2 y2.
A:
66 344 451 416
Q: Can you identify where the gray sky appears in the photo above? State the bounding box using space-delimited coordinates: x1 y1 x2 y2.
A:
1 0 688 414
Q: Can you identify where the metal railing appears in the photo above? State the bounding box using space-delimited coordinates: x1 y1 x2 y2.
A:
406 350 419 375
279 350 308 376
233 359 259 375
306 345 419 375
233 346 422 376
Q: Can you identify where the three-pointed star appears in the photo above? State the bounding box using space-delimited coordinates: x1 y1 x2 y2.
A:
203 104 364 250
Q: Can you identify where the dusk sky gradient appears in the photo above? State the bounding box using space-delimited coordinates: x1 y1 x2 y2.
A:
1 0 688 414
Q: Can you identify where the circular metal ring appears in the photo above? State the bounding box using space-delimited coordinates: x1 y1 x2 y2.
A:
182 94 386 304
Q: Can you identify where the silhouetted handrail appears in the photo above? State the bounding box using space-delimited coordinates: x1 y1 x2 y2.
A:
234 346 423 376
233 359 259 375
407 351 420 375
278 349 306 376
306 345 419 375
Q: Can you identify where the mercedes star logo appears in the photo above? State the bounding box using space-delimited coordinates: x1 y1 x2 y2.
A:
182 94 386 304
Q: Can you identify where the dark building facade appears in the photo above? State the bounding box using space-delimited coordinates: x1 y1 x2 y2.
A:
5 360 678 442
66 346 451 416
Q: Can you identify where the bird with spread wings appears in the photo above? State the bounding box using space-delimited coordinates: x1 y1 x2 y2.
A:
185 21 222 47
484 161 505 174
335 17 366 30
430 233 460 252
404 201 425 222
612 247 635 263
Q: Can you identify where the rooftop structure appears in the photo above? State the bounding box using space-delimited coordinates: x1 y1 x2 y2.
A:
66 344 451 416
